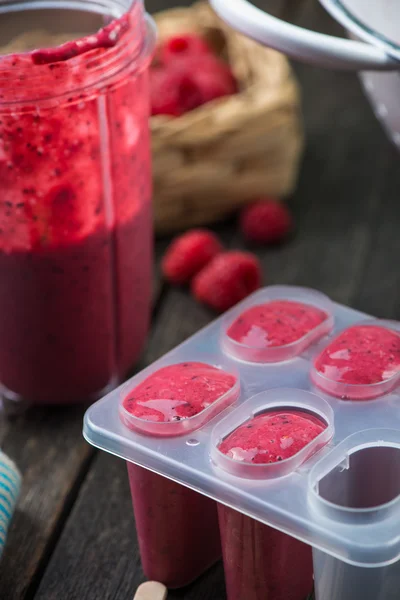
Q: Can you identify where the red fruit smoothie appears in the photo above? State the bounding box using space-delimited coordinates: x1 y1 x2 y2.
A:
312 325 400 399
122 361 237 423
314 325 400 386
227 300 328 348
218 410 326 463
0 2 153 403
217 410 326 600
124 362 238 587
127 464 221 589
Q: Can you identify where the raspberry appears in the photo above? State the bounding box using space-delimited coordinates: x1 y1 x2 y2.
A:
192 251 262 312
240 199 293 244
162 229 223 285
150 67 183 117
178 55 237 111
160 34 213 65
151 49 237 116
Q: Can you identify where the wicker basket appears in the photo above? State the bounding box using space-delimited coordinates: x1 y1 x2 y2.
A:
152 2 304 235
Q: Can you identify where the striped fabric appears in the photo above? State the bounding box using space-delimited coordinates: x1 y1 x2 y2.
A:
0 451 21 559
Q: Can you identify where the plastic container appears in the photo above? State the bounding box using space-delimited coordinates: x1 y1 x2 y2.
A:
212 390 333 600
309 429 400 600
0 0 155 404
123 360 240 587
84 285 400 597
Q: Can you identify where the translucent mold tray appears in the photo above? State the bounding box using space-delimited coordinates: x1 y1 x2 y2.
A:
83 286 400 568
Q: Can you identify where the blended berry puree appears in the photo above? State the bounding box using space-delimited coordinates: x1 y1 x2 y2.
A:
219 409 326 463
0 4 153 403
123 361 237 423
314 325 400 386
125 361 234 586
217 409 326 600
227 300 328 347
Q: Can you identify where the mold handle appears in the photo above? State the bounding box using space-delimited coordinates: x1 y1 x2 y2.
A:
209 0 399 71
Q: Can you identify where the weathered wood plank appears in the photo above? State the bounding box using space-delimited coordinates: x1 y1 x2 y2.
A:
0 239 167 600
0 406 94 599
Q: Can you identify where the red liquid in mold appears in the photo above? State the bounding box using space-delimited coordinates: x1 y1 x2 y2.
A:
122 361 237 422
218 410 326 464
218 506 314 600
0 4 153 403
124 362 235 587
227 300 328 347
127 464 221 589
313 325 400 388
217 410 326 600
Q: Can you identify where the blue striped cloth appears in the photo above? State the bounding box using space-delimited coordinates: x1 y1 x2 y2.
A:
0 451 21 559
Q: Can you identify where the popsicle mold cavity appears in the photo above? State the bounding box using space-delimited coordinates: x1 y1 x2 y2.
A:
218 410 326 464
211 388 334 479
222 286 334 363
311 320 400 400
120 361 240 436
309 429 400 531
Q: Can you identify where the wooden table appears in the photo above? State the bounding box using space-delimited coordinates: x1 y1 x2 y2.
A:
1 1 399 598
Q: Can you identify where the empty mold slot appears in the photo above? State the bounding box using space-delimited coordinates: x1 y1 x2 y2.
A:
222 285 334 364
313 549 400 600
317 445 400 510
309 430 400 529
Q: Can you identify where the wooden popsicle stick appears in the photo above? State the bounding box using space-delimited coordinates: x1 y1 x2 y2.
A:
133 581 167 600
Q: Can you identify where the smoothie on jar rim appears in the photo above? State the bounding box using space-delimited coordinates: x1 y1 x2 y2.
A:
217 409 327 600
123 361 238 588
0 2 153 403
227 299 329 348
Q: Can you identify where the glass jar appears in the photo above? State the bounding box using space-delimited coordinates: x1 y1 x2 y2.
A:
0 0 155 404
